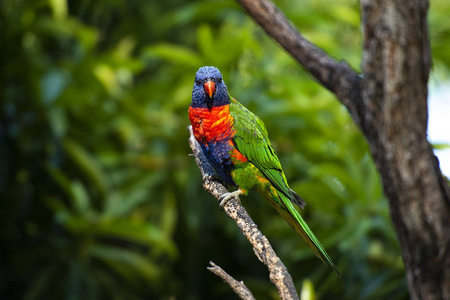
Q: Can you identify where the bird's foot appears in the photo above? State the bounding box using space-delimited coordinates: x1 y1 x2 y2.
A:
219 189 242 207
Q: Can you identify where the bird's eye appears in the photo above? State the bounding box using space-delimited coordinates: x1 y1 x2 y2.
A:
195 80 201 85
218 78 223 83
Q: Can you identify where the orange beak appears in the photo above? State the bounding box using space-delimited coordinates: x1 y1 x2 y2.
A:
204 80 216 98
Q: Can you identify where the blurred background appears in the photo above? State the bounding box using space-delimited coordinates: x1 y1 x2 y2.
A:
1 0 449 299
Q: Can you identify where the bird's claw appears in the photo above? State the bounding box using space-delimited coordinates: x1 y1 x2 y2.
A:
219 189 242 207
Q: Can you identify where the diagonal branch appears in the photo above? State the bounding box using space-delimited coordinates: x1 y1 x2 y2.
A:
188 125 299 300
235 0 364 127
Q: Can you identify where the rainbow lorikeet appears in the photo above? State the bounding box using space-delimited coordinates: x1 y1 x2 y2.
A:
189 66 339 275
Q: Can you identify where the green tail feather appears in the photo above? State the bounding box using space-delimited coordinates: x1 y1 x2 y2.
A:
273 193 340 276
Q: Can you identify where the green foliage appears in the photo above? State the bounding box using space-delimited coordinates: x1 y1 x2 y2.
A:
1 0 448 299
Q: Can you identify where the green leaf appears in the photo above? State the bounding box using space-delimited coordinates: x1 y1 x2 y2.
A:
95 219 178 259
432 142 450 150
63 138 109 199
70 181 91 215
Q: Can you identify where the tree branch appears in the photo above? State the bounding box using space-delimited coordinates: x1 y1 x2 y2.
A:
188 125 299 300
207 261 255 300
235 0 364 127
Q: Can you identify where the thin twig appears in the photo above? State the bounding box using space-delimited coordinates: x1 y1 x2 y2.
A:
188 125 299 300
207 261 255 300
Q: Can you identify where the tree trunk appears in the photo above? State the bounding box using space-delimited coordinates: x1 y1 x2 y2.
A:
360 1 450 299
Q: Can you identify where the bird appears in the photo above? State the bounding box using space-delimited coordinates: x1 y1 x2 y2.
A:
188 66 339 275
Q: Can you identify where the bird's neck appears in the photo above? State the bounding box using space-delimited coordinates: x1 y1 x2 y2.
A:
189 104 234 143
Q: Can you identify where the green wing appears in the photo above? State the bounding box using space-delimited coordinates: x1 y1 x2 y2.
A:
229 97 339 275
229 98 294 201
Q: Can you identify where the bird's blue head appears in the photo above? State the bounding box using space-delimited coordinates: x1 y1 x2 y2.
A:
191 66 229 109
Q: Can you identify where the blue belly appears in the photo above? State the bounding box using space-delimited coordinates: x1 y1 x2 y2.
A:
201 139 236 186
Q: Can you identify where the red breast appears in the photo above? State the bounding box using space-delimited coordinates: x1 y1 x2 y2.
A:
188 105 234 143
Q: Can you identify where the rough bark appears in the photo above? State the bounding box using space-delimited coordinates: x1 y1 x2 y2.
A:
360 1 450 299
188 126 299 300
235 0 450 299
